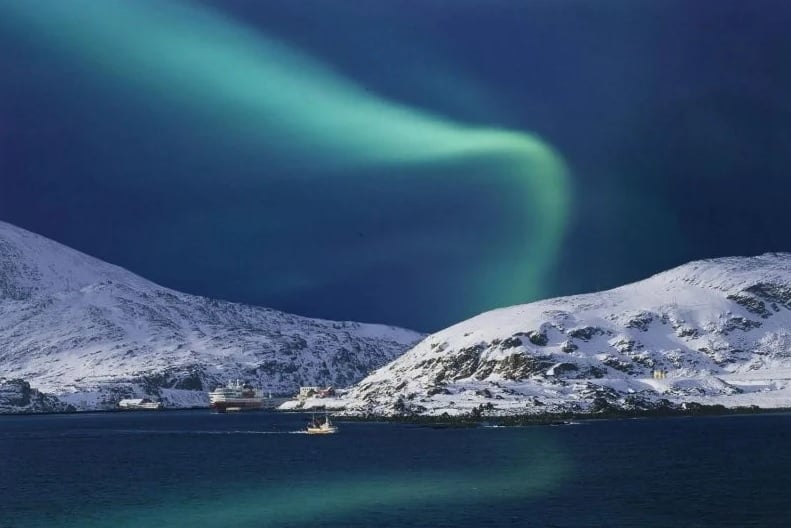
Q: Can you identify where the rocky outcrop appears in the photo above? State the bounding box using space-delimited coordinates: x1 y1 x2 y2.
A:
0 379 74 414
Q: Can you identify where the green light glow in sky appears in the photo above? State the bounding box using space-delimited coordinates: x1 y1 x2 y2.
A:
0 0 570 312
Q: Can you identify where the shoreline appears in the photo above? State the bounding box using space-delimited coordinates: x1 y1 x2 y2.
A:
336 403 791 427
4 402 791 425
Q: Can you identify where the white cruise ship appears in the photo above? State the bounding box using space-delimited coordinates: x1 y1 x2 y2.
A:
208 380 264 412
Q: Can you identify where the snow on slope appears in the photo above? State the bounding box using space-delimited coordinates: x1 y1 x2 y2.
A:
341 253 791 416
0 221 422 411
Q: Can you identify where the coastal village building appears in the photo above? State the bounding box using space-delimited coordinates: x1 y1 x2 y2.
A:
298 386 336 400
118 398 163 410
298 386 320 399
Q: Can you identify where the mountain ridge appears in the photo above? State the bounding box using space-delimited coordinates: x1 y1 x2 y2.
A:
338 252 791 416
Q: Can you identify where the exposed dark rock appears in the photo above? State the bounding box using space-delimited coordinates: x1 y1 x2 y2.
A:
432 370 448 384
525 330 548 346
414 358 439 370
625 311 654 332
585 385 620 413
393 397 406 413
568 326 604 341
630 354 656 369
549 362 579 377
727 292 772 318
141 373 169 394
722 316 762 334
590 397 615 413
675 326 700 338
494 353 556 380
621 393 662 411
0 379 74 414
474 360 498 381
745 283 791 306
499 336 523 349
612 338 643 354
585 366 608 379
601 356 636 374
444 344 486 380
173 370 204 391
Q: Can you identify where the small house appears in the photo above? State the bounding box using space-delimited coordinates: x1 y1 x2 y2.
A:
298 386 320 400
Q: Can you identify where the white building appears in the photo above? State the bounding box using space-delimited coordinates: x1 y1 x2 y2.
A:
118 398 163 410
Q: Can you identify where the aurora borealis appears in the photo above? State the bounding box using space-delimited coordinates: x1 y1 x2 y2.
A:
3 1 791 330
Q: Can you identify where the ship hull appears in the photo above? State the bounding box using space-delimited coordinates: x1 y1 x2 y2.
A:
210 399 263 412
119 403 162 410
306 426 337 434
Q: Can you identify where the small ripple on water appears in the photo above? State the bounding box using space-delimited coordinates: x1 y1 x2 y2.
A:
0 429 309 439
112 429 308 435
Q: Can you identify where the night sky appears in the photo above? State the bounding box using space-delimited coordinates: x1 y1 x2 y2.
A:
2 0 791 332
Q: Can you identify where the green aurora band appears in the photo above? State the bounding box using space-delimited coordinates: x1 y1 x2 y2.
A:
0 0 570 312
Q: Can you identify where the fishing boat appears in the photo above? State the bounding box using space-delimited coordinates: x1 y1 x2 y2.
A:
306 413 338 434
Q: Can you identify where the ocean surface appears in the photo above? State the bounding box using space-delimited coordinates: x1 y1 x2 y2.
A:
1 411 790 528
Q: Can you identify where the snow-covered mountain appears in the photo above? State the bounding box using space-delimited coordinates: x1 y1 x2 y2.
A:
341 253 791 416
0 221 422 412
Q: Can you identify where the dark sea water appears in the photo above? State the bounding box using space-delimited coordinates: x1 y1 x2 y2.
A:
1 411 790 528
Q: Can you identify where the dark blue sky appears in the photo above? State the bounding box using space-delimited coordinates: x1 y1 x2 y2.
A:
2 0 791 331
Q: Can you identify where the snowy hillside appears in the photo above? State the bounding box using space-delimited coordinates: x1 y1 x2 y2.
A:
341 253 791 416
0 221 422 412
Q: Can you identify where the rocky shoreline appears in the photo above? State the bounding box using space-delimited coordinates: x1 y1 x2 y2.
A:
336 403 791 427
